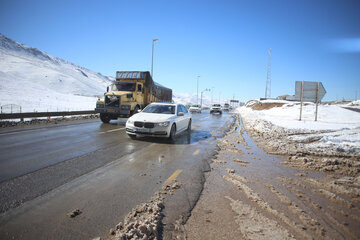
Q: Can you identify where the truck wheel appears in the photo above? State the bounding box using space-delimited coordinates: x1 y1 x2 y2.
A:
100 113 111 123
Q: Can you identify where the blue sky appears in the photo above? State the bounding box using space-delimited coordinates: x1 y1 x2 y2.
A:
1 0 359 102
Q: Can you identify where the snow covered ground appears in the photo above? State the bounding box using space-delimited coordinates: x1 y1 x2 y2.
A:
0 34 114 113
236 99 360 176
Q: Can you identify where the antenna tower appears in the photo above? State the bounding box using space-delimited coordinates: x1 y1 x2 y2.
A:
265 48 271 98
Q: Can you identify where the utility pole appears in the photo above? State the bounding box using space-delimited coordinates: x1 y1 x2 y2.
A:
265 48 271 98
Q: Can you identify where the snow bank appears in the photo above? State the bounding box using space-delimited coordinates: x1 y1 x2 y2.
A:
236 100 360 176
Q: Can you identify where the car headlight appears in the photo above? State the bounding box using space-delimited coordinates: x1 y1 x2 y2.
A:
157 121 170 127
127 119 134 124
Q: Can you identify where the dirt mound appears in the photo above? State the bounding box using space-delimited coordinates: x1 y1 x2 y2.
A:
248 101 285 111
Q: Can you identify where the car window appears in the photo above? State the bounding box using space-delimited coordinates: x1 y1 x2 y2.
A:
182 105 188 113
143 104 175 114
177 105 182 115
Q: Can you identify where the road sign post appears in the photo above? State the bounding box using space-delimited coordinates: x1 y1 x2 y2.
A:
299 81 304 121
295 81 326 122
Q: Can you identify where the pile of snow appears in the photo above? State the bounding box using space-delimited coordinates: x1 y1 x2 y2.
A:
0 34 113 112
236 99 360 155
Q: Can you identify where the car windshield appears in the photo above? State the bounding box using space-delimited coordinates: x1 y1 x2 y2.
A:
213 104 221 107
142 104 176 114
191 105 200 107
111 82 136 91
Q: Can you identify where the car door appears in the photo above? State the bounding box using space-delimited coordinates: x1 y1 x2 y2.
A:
181 105 190 131
176 105 186 132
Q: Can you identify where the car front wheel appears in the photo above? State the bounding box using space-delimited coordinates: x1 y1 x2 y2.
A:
127 134 136 140
169 124 176 141
187 119 192 132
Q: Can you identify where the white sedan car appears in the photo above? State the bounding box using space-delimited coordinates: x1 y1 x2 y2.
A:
189 104 202 113
126 102 192 140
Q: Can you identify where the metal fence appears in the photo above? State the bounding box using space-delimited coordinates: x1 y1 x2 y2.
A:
1 104 22 114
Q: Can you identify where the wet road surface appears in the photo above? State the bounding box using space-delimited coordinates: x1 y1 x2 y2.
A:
0 111 233 239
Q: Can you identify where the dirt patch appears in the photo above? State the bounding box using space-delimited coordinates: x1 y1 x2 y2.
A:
248 101 285 111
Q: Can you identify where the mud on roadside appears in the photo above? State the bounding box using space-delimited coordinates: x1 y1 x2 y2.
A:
184 114 360 239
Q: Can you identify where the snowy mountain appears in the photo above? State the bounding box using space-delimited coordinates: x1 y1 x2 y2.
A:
0 34 209 113
0 34 113 112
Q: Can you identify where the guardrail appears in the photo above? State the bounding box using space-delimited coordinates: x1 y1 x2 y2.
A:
0 110 97 120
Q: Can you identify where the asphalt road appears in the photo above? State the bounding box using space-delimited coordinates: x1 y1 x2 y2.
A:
0 110 233 240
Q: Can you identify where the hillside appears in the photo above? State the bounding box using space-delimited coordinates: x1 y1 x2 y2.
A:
0 34 113 112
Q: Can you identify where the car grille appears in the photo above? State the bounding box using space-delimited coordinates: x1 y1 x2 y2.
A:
134 121 144 127
144 123 155 128
134 121 155 128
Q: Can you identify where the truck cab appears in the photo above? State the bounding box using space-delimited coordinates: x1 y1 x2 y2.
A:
95 71 172 123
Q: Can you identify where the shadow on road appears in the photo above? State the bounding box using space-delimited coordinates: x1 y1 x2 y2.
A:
130 129 212 145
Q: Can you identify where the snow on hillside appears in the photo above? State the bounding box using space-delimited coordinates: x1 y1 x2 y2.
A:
0 34 113 112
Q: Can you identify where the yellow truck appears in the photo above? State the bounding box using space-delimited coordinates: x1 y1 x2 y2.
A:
95 71 172 123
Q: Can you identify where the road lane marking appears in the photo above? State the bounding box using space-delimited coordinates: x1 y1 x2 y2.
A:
193 149 201 156
99 127 126 134
164 169 182 185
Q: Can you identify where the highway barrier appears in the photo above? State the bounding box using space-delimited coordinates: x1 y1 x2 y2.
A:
0 110 97 120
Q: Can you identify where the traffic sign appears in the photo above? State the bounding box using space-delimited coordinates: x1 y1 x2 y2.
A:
295 81 326 102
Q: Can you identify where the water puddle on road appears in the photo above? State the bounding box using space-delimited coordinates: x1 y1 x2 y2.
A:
185 115 360 240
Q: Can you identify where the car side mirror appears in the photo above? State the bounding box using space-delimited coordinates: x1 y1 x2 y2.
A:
178 112 184 116
137 109 142 113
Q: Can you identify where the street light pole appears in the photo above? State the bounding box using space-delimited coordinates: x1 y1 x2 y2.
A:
211 87 214 104
196 76 200 104
201 88 210 106
151 39 158 78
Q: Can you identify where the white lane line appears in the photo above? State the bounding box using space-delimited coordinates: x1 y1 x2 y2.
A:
99 127 126 134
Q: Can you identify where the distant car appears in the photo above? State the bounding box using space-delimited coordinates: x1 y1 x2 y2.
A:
126 102 192 141
189 104 202 113
210 104 222 114
223 103 230 111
